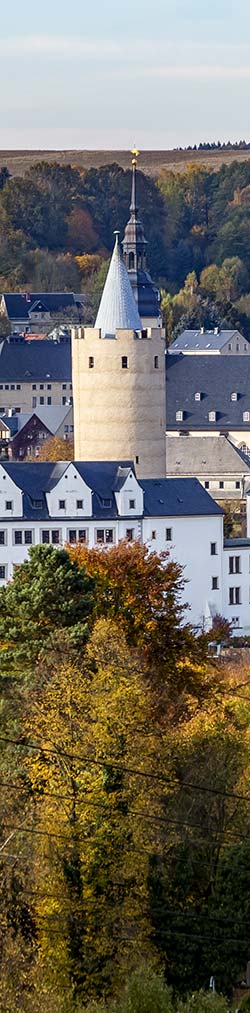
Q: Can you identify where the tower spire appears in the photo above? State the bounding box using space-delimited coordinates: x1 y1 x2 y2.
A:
130 146 140 215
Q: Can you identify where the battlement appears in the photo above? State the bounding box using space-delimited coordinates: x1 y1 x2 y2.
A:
71 326 165 342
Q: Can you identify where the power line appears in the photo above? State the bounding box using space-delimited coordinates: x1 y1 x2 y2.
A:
0 734 250 804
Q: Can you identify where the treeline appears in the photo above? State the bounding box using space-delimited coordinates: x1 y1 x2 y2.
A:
181 140 250 151
0 540 250 1011
2 158 250 333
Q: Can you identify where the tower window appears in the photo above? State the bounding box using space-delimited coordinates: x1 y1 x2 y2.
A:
154 355 159 369
129 252 134 269
122 356 128 369
89 356 94 368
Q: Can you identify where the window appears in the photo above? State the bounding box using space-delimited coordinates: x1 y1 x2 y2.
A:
230 392 238 401
129 499 135 509
166 527 172 541
79 530 87 542
195 392 201 401
68 528 88 544
96 529 105 543
154 355 159 369
42 530 50 544
5 501 12 510
24 530 33 545
14 531 22 545
122 356 128 369
51 530 60 544
152 530 156 539
4 385 9 390
47 383 51 390
231 616 240 627
0 565 6 580
33 499 43 508
176 410 183 422
245 344 248 351
136 455 139 464
0 531 6 545
102 498 112 507
229 586 241 605
76 499 83 509
126 528 134 541
228 343 232 351
68 530 77 543
105 529 113 544
47 397 51 405
229 556 241 574
40 397 44 405
59 500 65 510
10 384 15 391
129 252 134 269
205 481 210 489
16 384 21 391
243 412 250 422
235 481 240 489
32 397 37 408
219 481 224 489
32 384 37 390
62 383 67 390
236 344 240 352
89 356 94 368
211 542 217 555
208 411 217 422
40 384 44 390
212 577 219 590
62 397 67 405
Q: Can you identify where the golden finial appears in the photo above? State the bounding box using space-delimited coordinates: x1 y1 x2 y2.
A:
131 146 140 166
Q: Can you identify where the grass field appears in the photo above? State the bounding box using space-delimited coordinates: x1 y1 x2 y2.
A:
1 148 250 178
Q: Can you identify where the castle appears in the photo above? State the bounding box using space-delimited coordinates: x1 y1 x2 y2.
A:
72 152 166 479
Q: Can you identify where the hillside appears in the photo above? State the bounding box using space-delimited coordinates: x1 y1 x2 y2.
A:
1 146 250 178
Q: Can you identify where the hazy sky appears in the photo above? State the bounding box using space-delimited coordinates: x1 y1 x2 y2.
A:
1 0 250 149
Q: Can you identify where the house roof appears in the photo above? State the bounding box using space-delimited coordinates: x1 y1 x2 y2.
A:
0 340 71 382
0 462 222 521
3 293 76 321
140 477 223 517
95 234 142 336
166 353 250 431
168 329 245 353
166 436 250 476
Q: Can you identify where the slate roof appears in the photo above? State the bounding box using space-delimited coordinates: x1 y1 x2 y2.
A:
224 538 250 547
169 329 245 353
95 234 142 335
140 477 223 517
166 353 250 430
0 405 72 438
3 293 76 320
0 340 71 382
166 436 250 476
0 462 222 520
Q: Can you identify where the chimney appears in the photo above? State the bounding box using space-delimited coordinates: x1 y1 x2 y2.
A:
200 326 205 334
214 327 219 335
8 408 15 417
25 292 31 303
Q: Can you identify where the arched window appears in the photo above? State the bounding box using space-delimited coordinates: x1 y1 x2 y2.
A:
129 252 134 269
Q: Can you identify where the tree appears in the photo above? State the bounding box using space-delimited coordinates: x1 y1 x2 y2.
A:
0 544 94 672
34 437 74 462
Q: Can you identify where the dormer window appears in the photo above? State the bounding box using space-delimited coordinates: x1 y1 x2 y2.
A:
243 411 250 422
129 499 135 509
32 499 43 508
122 356 128 369
208 411 217 422
195 392 201 401
176 410 183 422
77 499 83 509
102 498 112 508
230 392 238 401
5 500 12 511
59 500 65 510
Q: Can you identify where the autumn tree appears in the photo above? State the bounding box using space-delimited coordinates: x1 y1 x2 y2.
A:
35 436 74 462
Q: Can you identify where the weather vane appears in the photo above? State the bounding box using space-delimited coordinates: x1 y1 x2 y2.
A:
131 146 140 166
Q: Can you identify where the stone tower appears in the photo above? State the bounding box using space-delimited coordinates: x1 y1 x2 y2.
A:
122 149 161 328
72 198 166 479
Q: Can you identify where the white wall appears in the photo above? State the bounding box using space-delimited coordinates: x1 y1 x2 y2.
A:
223 546 250 634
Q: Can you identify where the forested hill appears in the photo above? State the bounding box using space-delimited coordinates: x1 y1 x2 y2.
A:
2 158 250 337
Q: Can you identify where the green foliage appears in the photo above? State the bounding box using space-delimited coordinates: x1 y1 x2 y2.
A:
0 544 94 671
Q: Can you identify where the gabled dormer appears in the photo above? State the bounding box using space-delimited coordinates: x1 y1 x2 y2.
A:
46 463 92 518
0 464 23 517
115 467 144 516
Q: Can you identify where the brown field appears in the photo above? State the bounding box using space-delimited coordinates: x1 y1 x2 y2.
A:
1 147 250 178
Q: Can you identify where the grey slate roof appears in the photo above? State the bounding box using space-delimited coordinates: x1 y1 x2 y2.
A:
0 340 71 382
169 329 245 353
95 234 142 336
0 462 222 520
0 405 72 437
3 293 76 320
140 477 222 517
166 353 250 430
166 436 250 476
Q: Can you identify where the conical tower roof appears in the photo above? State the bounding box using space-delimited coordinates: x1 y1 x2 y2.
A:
95 232 142 336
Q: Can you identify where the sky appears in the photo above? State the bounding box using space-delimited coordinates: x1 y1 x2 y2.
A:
1 0 250 150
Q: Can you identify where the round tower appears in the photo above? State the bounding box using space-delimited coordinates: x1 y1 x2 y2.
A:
72 235 166 479
122 148 161 328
